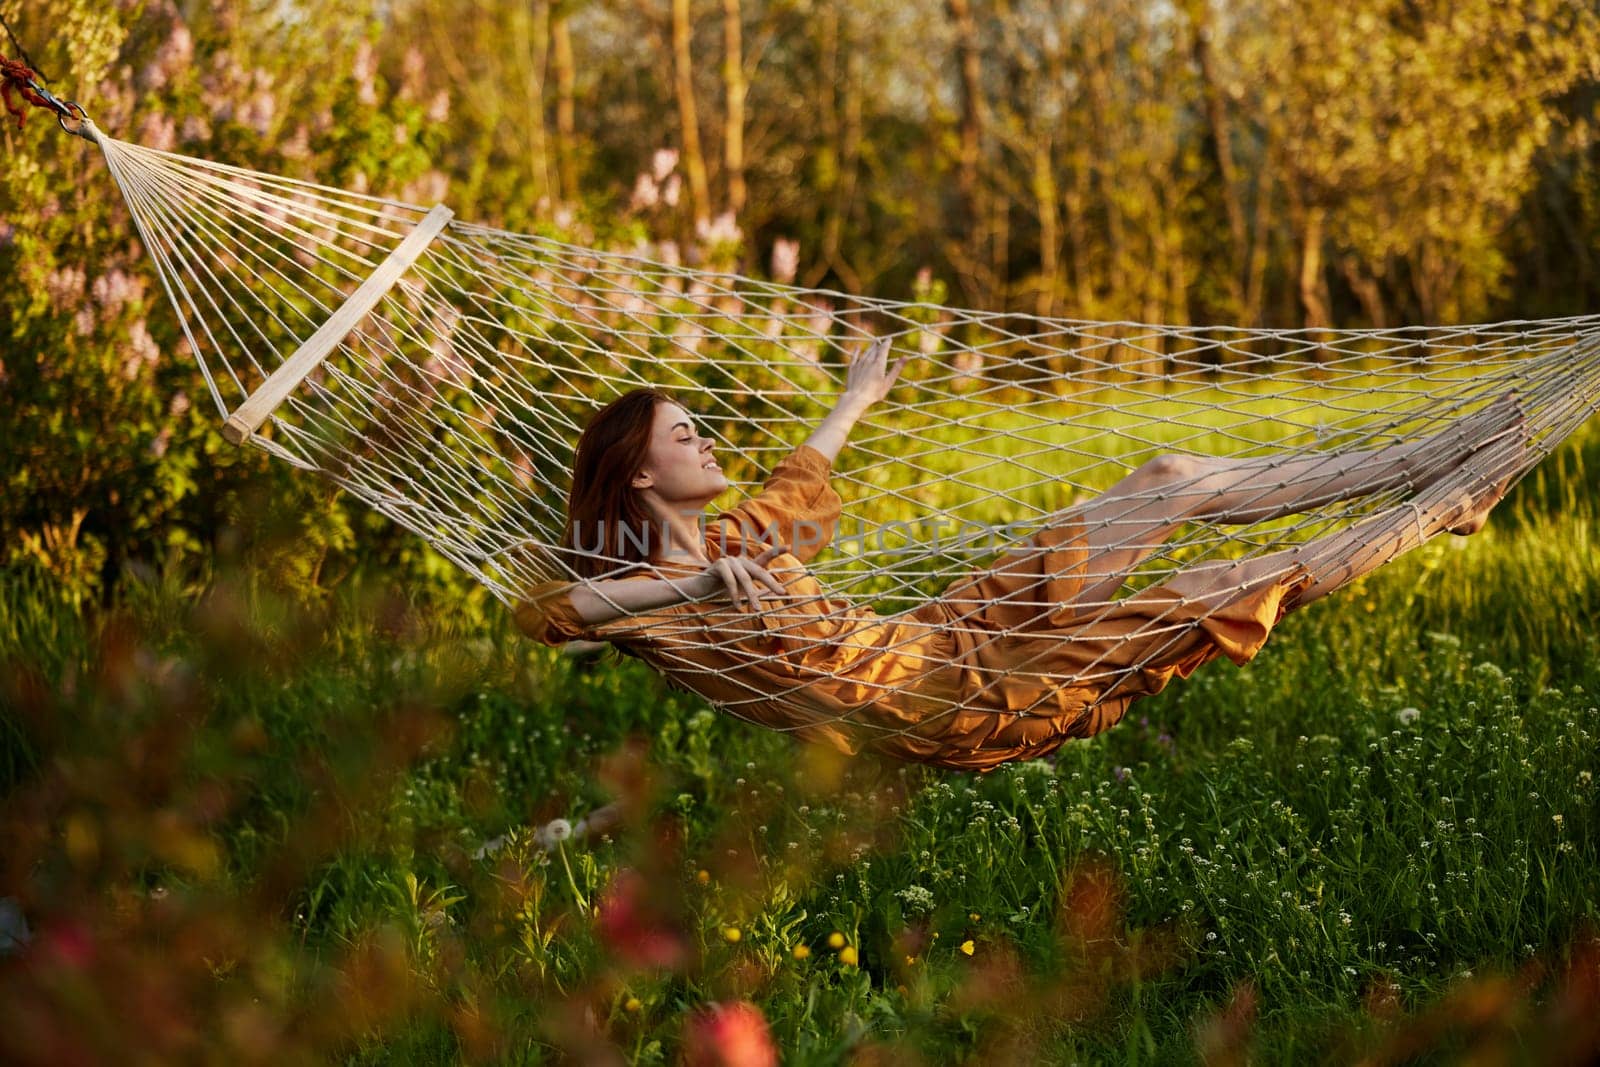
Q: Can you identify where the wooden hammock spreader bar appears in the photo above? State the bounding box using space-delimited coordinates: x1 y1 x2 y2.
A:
221 202 454 445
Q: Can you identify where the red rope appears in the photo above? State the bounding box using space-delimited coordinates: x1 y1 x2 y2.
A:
1 56 59 128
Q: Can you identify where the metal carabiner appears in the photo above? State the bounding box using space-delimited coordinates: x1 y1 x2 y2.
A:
56 98 91 141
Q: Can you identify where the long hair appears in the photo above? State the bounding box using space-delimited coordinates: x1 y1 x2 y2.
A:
562 388 673 580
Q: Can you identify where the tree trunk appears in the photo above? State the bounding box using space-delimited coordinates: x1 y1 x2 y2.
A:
1298 203 1329 329
721 0 746 219
946 0 989 302
672 0 711 227
551 7 578 204
1183 0 1246 316
509 0 552 207
1033 139 1059 321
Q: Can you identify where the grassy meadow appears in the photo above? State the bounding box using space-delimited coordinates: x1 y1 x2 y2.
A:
1 421 1598 1065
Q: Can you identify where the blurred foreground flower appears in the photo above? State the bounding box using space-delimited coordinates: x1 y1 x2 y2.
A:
682 1001 778 1067
594 867 689 970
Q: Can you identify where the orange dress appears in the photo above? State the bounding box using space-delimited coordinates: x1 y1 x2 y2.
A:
516 445 1310 773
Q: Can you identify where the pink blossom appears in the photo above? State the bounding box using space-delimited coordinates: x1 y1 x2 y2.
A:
354 41 379 107
513 452 535 489
426 90 451 124
400 47 426 98
181 114 212 142
138 22 193 90
138 112 177 153
696 211 741 248
682 1002 778 1067
651 147 679 182
128 320 161 367
631 173 660 212
953 347 983 381
242 88 277 137
169 390 191 417
662 173 682 208
279 124 309 159
92 268 145 313
45 266 86 310
769 238 799 284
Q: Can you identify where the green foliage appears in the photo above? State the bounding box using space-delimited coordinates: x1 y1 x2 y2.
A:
0 425 1596 1063
0 0 455 603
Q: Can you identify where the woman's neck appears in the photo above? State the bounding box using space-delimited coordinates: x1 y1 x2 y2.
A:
648 506 711 566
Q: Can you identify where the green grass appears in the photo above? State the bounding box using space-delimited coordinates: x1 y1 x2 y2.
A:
1 426 1597 1064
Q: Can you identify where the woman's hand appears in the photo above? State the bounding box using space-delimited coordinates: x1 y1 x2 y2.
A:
841 336 908 411
700 542 792 611
801 336 907 464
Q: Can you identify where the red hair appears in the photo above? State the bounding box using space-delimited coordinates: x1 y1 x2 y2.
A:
563 388 674 579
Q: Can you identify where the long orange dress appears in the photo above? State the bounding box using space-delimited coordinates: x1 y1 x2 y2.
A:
516 445 1311 772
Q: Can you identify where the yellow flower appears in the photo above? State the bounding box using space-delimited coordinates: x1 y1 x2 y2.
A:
624 997 642 1013
723 926 742 943
792 944 811 960
969 912 981 922
696 869 711 885
959 939 976 956
827 931 846 950
904 954 918 966
838 945 859 966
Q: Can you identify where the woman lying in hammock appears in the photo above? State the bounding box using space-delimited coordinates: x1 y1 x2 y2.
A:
516 339 1526 772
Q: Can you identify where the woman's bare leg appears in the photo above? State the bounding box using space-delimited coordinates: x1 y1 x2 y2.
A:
1064 394 1523 605
1149 432 1526 614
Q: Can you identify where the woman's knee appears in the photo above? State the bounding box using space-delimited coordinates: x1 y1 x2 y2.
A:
1135 452 1206 485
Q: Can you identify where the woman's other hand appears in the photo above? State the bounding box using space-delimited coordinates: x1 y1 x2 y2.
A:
701 542 792 611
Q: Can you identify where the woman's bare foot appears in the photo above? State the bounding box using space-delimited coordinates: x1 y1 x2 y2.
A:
1440 410 1530 536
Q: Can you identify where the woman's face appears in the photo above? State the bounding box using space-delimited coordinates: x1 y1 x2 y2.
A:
630 401 726 506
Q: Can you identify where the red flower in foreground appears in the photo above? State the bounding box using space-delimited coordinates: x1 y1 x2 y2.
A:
594 867 688 970
683 1001 778 1067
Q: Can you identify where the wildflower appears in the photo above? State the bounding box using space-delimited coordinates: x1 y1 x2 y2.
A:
838 945 858 966
827 931 846 950
723 926 742 944
792 944 810 960
696 869 711 885
959 939 975 956
595 868 688 970
1397 707 1421 725
896 885 935 915
969 912 981 922
682 1001 778 1067
625 997 642 1013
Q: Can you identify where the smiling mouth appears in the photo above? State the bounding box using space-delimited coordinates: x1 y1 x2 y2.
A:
703 460 720 470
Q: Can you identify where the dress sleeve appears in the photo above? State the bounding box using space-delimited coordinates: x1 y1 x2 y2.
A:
514 578 605 647
714 444 843 563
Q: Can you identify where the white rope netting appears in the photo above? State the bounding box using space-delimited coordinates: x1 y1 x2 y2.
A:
84 121 1600 763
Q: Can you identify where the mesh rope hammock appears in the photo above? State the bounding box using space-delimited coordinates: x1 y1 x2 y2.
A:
68 117 1600 769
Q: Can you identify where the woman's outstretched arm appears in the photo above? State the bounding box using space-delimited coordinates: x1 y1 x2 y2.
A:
801 336 907 463
566 543 794 627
